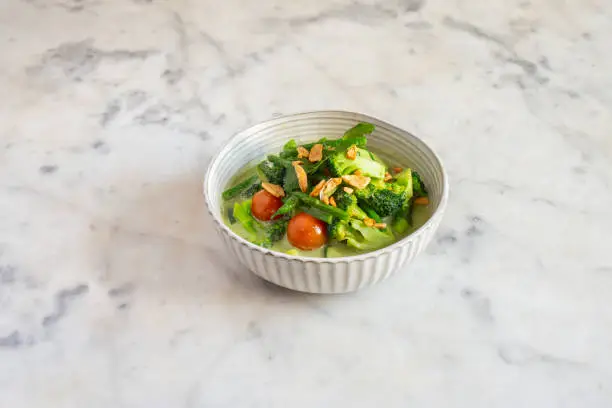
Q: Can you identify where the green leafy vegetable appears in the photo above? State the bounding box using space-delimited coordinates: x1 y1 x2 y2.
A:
233 199 289 247
279 139 298 159
394 168 413 188
283 139 297 152
257 160 285 185
343 122 375 139
283 166 299 192
263 154 301 193
334 122 373 151
328 147 386 178
302 137 329 150
232 200 257 240
302 158 328 175
330 219 395 251
333 189 367 220
267 154 293 169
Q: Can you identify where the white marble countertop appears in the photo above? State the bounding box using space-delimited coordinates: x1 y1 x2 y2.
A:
1 0 611 407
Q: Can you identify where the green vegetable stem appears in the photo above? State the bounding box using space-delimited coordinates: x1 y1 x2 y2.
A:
222 175 259 200
292 192 349 220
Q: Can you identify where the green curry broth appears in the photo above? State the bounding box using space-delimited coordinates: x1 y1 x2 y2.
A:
221 151 432 258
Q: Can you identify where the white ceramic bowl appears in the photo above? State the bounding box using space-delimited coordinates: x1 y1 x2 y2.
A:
204 111 448 294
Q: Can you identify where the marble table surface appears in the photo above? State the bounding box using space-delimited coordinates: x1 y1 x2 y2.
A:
1 0 611 407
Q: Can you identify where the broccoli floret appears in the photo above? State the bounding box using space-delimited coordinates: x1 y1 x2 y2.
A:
257 159 285 185
328 147 386 179
333 190 367 220
329 218 350 241
330 219 395 251
258 220 288 248
362 188 404 217
255 220 288 248
352 169 419 217
354 183 405 217
333 189 355 210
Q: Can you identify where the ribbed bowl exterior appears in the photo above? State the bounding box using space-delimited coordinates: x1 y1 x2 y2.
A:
204 111 448 294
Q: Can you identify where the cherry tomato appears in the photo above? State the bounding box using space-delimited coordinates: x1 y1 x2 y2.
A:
287 212 328 250
251 190 283 221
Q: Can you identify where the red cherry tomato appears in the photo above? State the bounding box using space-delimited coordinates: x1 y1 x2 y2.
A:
251 190 283 221
287 212 328 250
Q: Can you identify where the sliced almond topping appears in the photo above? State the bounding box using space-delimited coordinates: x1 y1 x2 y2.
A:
392 167 403 174
384 172 393 182
292 162 308 193
292 160 303 166
353 169 362 176
308 143 323 162
319 177 342 201
322 196 330 205
261 182 285 198
329 197 337 207
310 180 326 197
342 175 371 190
374 223 387 229
414 197 429 205
297 146 310 159
364 217 376 227
346 144 357 160
343 186 354 194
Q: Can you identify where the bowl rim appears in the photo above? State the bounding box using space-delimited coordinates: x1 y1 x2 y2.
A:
203 110 449 264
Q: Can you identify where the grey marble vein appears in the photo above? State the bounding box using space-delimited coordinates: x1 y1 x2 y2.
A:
42 284 89 327
27 39 157 82
0 331 22 348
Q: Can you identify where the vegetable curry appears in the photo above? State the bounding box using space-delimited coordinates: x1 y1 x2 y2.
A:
221 123 430 258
